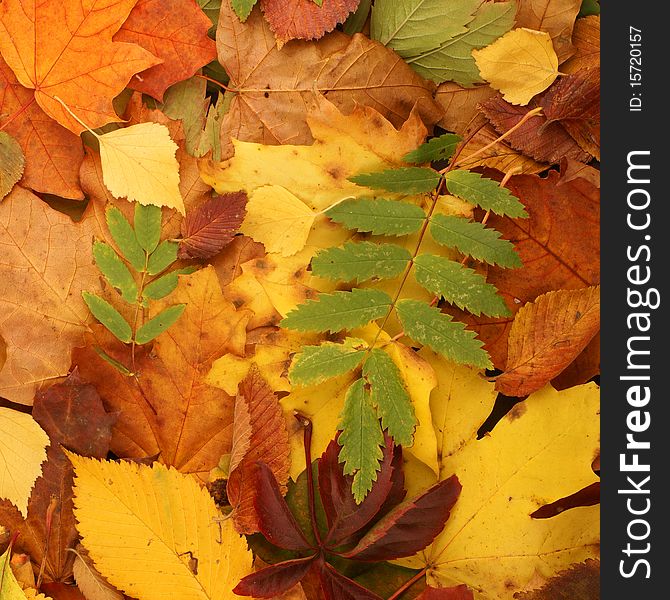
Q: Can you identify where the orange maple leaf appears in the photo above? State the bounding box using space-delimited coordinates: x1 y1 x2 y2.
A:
0 0 161 134
115 0 217 101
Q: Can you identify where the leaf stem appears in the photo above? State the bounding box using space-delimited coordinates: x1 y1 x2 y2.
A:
195 74 238 93
387 566 428 600
0 96 36 132
53 96 100 137
296 413 322 546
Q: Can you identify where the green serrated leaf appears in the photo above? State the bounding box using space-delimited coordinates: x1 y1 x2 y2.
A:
0 131 25 200
105 207 146 271
135 304 186 344
406 1 516 85
289 340 366 386
134 204 162 253
363 349 415 446
343 0 372 35
311 242 411 283
338 379 384 503
147 240 179 276
371 0 479 56
142 267 197 301
430 214 521 268
403 133 461 164
92 242 138 303
281 289 392 333
413 254 510 317
93 346 134 376
82 292 132 343
396 299 491 369
230 0 258 21
445 170 527 217
350 167 441 194
326 198 425 236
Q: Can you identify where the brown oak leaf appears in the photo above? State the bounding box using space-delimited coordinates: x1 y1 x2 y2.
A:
115 0 217 101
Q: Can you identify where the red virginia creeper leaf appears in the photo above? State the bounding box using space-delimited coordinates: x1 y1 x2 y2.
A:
233 556 316 598
318 561 384 600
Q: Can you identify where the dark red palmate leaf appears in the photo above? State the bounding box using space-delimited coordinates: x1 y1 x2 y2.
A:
318 561 384 600
178 192 247 259
233 556 316 598
416 584 474 599
342 475 462 561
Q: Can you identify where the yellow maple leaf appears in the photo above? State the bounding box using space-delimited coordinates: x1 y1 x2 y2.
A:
473 28 559 106
68 453 252 600
0 408 49 518
398 383 599 599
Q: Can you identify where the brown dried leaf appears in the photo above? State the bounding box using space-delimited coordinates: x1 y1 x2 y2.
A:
216 2 442 159
562 16 600 74
72 546 124 600
179 192 248 259
260 0 360 45
552 333 600 390
495 286 600 397
514 559 599 600
212 235 266 287
435 83 497 135
417 585 474 599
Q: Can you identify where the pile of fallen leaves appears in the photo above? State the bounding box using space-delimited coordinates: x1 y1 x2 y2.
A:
0 0 600 599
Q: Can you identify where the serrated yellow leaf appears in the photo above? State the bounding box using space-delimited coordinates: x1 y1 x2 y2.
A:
473 29 559 106
0 408 49 518
398 383 599 600
241 186 316 256
68 454 252 600
99 123 184 215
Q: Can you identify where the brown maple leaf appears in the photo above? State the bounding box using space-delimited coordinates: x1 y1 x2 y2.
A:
0 0 160 134
115 0 217 102
435 82 497 135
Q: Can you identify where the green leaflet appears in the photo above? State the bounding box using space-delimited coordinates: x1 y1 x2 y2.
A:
371 0 479 56
106 207 146 271
343 0 372 35
82 293 132 343
230 0 257 21
403 133 461 164
430 214 521 268
134 204 162 253
445 170 527 217
326 198 425 236
363 349 415 446
289 340 366 386
281 289 392 333
135 304 186 344
350 167 441 194
147 240 179 276
0 131 25 200
406 1 517 85
311 242 412 283
413 254 510 317
92 242 138 303
396 299 491 369
142 267 198 301
93 346 134 376
338 379 384 503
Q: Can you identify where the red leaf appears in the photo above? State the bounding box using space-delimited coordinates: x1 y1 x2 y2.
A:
179 192 248 259
416 584 474 600
227 366 291 534
254 461 314 551
233 556 316 598
342 476 461 561
318 561 384 600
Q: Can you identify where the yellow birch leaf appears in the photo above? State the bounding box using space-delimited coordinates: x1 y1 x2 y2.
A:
68 454 252 600
473 29 559 106
241 186 316 256
99 122 184 214
0 408 49 518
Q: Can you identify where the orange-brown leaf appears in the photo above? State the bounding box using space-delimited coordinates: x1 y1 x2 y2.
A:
514 559 599 600
495 287 600 397
0 0 160 134
552 333 600 390
227 366 291 534
115 0 217 101
260 0 360 45
562 16 600 74
435 83 497 135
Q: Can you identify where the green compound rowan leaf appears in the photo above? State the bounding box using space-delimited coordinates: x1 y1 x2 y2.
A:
371 0 479 57
430 214 521 268
326 198 426 236
396 299 491 369
134 203 162 253
363 348 415 446
147 240 179 275
350 167 442 194
403 133 461 164
106 206 146 272
406 0 516 85
289 339 366 386
135 303 186 344
413 254 510 317
281 289 393 333
230 0 258 22
82 293 132 343
338 379 384 503
0 131 25 200
142 267 198 301
92 241 138 303
311 242 412 283
445 170 528 217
